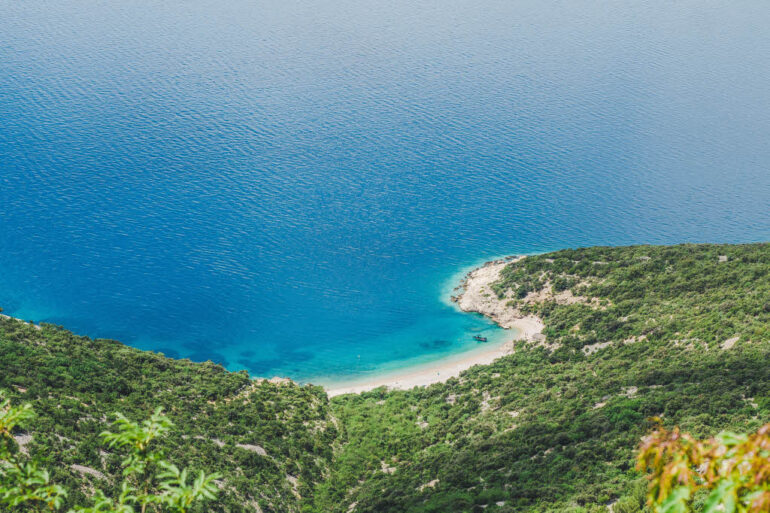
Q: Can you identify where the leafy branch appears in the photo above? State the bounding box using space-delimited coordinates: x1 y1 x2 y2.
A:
1 393 219 513
637 419 770 513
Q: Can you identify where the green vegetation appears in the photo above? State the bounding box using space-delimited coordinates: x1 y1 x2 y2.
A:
492 244 770 354
313 244 770 512
0 316 335 513
1 399 219 512
2 243 769 512
638 421 770 513
1 395 66 511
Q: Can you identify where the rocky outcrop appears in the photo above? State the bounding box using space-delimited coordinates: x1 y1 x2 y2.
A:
453 258 544 341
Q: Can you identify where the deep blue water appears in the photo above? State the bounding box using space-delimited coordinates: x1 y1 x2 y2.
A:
1 1 769 384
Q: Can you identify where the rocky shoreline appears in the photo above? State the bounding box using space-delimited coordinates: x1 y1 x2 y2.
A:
451 256 545 343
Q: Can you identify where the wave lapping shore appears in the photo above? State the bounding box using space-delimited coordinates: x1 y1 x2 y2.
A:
325 257 544 396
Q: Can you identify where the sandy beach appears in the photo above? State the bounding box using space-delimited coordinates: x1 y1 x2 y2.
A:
324 339 516 396
324 257 544 396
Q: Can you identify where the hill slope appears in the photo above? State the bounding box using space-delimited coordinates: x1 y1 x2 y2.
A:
314 243 770 512
0 316 336 513
2 243 769 513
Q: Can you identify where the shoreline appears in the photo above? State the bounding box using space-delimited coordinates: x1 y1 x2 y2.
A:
0 313 41 330
324 257 544 396
2 257 546 398
323 337 516 396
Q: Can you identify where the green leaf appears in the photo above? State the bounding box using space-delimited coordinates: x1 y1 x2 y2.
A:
715 432 747 447
657 486 690 513
703 480 736 513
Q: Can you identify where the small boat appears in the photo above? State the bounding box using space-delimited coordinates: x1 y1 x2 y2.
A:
473 335 488 342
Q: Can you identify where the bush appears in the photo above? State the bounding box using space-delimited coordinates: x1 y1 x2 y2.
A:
0 393 218 513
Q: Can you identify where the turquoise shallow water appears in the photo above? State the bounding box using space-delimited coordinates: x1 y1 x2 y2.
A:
1 1 770 383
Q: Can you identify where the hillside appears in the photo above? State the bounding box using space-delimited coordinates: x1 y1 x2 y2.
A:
2 243 770 512
314 243 770 512
0 316 335 513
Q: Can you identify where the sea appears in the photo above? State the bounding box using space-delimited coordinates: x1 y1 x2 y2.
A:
1 0 769 385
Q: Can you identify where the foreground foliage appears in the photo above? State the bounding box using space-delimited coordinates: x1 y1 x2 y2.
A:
1 395 66 511
638 421 770 513
1 397 219 512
